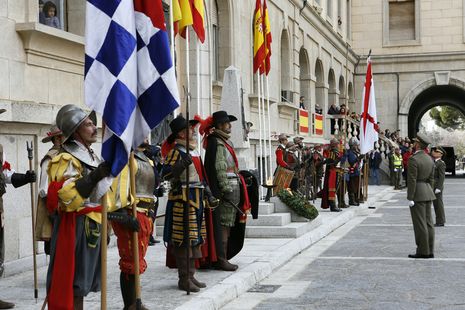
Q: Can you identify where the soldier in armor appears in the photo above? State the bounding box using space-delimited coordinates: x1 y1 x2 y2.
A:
342 138 363 206
162 115 217 292
46 104 111 310
321 139 342 212
108 137 155 310
204 111 251 272
0 108 36 309
285 141 299 191
276 134 290 169
306 144 324 199
36 125 64 255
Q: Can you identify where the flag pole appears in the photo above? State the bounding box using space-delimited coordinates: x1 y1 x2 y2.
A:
257 73 264 199
260 74 268 184
265 76 273 180
170 0 179 117
100 125 108 310
129 152 142 309
196 38 202 149
184 27 191 295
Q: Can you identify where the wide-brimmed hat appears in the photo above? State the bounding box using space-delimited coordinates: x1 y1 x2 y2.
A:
167 115 199 142
432 146 446 156
278 133 290 141
212 110 237 127
330 138 339 145
42 124 63 143
293 136 304 143
412 132 432 147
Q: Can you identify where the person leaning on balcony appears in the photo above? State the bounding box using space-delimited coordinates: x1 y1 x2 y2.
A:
328 103 340 134
0 108 37 309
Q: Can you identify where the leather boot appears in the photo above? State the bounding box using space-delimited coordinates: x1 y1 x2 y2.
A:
176 252 200 292
120 272 136 310
0 300 14 309
128 303 149 310
215 227 238 271
329 201 342 212
189 259 206 288
73 296 83 310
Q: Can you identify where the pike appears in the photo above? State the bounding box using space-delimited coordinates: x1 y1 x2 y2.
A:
26 141 38 302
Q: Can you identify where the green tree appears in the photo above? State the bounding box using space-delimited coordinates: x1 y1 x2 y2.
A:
429 106 465 131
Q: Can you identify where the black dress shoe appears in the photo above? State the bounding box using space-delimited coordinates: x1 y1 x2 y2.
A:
408 254 432 259
330 207 342 212
434 223 444 227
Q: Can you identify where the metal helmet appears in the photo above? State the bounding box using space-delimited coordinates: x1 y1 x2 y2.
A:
348 138 359 147
56 104 97 142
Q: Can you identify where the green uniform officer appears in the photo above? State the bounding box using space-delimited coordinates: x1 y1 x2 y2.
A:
407 133 436 259
431 146 446 227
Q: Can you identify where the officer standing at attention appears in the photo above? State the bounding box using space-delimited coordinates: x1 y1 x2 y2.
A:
407 133 436 259
431 146 446 227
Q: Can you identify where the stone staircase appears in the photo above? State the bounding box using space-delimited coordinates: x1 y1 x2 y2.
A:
155 197 322 239
244 198 322 238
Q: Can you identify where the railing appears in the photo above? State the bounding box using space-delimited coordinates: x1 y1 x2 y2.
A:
328 114 398 158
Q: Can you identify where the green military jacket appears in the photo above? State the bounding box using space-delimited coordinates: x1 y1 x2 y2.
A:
407 150 436 202
433 159 446 192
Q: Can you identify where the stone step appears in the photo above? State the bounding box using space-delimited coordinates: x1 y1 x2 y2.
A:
258 202 275 215
245 216 323 238
246 213 291 226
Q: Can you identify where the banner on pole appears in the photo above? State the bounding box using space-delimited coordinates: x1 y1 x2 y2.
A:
299 109 309 134
359 56 378 155
85 0 180 176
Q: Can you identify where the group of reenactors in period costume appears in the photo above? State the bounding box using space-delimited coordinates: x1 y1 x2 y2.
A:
12 105 255 310
273 135 367 213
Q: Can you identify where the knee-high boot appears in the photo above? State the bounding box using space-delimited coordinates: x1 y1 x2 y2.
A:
73 296 83 310
215 226 238 271
120 272 135 310
175 250 200 292
189 259 206 288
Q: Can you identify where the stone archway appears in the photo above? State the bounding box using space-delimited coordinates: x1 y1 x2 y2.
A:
299 48 310 109
399 76 465 137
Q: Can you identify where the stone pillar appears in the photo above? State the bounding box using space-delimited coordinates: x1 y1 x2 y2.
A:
220 66 251 169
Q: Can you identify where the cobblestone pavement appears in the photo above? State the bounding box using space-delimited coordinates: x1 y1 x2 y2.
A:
223 177 465 310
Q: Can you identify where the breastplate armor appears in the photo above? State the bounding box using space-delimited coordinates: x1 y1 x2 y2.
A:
134 151 155 199
177 147 201 185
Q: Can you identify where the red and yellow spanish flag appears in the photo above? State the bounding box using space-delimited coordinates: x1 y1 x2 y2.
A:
174 0 205 43
315 113 323 135
175 0 193 37
191 0 205 43
299 109 309 134
262 0 272 75
253 0 265 74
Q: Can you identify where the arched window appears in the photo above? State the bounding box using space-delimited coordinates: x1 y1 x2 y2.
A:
211 0 219 81
299 48 310 110
280 30 292 103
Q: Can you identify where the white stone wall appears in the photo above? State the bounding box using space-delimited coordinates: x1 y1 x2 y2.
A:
0 0 357 263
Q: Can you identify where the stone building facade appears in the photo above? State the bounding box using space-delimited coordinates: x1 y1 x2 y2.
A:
0 0 464 266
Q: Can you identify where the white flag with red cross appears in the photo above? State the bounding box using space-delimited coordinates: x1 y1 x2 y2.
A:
360 56 379 154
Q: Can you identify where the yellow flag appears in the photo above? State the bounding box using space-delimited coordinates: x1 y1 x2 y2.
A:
178 0 193 34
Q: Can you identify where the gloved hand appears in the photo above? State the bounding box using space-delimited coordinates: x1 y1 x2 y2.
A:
75 162 111 198
25 170 36 183
11 170 36 188
408 200 415 207
171 154 192 178
91 162 112 182
434 189 441 194
107 211 140 232
205 186 219 208
155 185 165 197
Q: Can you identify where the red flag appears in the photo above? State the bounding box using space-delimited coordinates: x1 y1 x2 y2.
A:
191 0 205 43
253 0 265 74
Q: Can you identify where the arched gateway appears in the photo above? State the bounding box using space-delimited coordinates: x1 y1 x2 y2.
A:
398 75 465 137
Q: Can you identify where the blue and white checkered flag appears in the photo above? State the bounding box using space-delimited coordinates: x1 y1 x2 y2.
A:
85 0 179 176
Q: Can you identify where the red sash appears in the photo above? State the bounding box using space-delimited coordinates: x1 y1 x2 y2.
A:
48 204 102 310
